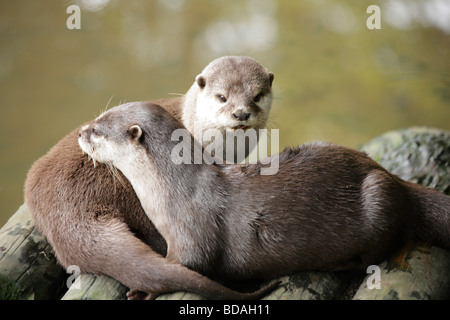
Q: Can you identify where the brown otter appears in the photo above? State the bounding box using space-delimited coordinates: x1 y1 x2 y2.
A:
25 120 282 300
24 56 276 299
79 102 450 283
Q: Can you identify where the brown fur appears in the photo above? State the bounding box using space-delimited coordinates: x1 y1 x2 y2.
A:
80 102 450 284
25 56 277 299
25 100 281 299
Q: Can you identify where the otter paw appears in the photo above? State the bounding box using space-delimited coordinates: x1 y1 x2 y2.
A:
126 289 158 300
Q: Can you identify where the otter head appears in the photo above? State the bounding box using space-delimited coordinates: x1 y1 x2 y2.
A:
193 56 274 133
78 102 186 170
77 104 145 168
78 102 162 169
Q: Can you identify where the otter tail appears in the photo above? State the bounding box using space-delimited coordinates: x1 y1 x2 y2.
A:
404 181 450 249
55 216 277 300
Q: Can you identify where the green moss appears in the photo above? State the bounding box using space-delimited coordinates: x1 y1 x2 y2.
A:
0 274 20 300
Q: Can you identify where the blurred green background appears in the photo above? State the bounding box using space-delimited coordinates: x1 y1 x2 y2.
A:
1 0 449 227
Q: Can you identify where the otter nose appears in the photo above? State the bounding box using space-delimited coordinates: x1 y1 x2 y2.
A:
232 112 250 121
78 124 91 139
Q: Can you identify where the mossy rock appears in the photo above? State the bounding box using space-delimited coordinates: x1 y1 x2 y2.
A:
355 127 450 300
0 274 21 300
0 205 66 299
360 127 450 194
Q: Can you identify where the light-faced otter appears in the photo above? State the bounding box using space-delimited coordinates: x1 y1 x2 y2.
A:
181 56 274 162
183 56 273 134
79 102 450 283
24 56 276 299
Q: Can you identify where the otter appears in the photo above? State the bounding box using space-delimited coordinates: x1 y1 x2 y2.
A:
79 102 450 283
24 56 276 299
181 56 274 162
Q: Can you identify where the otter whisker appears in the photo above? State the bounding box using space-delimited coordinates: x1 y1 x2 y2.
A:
106 163 127 189
104 95 114 111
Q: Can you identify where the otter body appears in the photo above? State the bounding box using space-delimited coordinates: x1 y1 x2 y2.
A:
79 102 450 283
24 57 276 299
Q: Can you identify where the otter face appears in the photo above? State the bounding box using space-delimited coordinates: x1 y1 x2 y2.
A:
78 123 109 165
78 105 144 167
193 56 274 133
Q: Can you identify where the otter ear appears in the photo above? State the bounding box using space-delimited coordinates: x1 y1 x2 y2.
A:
268 72 274 87
196 74 206 89
128 125 142 141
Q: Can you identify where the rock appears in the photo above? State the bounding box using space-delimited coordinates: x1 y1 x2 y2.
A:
353 242 450 300
0 204 66 299
354 127 450 300
359 127 450 194
263 271 362 300
62 274 128 300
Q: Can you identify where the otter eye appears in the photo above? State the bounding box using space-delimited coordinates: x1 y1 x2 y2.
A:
216 94 227 103
254 93 263 103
